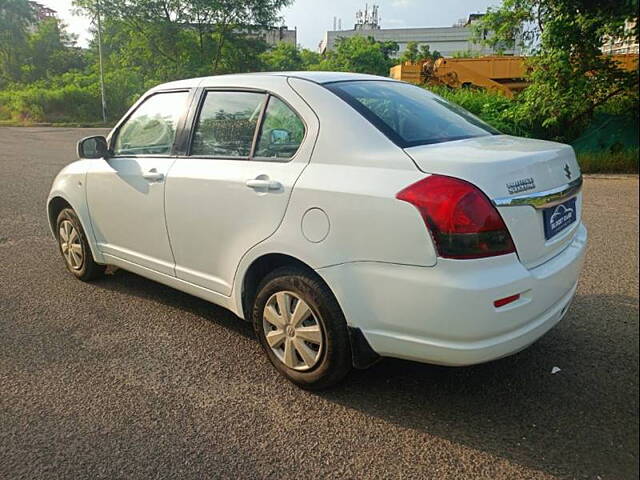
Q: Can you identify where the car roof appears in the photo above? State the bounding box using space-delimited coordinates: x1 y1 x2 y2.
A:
154 71 396 90
262 71 392 84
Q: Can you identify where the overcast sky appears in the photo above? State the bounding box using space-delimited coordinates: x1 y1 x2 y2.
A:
43 0 502 49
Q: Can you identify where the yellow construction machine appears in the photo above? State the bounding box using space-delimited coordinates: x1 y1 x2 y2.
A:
390 54 639 98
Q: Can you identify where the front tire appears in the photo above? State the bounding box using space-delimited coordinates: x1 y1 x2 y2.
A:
253 267 352 390
56 208 105 281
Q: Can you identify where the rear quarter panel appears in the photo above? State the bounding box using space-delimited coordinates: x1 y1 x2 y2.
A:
232 78 437 316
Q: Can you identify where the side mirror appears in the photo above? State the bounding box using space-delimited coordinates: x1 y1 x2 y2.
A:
270 128 291 145
77 135 109 159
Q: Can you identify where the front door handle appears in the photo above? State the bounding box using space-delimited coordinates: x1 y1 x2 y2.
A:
142 168 164 182
246 178 282 191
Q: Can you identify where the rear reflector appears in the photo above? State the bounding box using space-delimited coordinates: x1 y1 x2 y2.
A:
494 294 521 308
396 174 516 259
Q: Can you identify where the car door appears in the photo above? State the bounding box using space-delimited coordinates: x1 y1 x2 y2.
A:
164 82 317 296
86 90 191 276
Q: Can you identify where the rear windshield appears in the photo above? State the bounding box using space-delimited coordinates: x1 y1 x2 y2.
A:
326 80 499 148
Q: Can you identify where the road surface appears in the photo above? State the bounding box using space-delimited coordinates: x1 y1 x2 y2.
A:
1 128 638 479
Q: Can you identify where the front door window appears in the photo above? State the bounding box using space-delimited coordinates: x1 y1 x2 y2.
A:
113 92 189 156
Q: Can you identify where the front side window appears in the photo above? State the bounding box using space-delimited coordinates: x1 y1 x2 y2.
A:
191 91 265 157
326 81 499 147
254 97 305 160
113 91 189 156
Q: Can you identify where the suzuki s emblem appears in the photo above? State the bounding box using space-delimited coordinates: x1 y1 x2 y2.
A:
564 164 572 179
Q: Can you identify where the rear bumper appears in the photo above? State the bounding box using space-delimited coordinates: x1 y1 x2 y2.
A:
317 222 587 366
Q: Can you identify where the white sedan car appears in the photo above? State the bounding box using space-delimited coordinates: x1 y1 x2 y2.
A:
48 72 587 389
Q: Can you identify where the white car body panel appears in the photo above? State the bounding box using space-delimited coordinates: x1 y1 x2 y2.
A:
167 158 305 295
164 77 318 295
86 156 178 276
403 135 580 197
497 194 583 269
404 136 583 268
47 72 588 368
47 160 105 264
317 223 587 365
101 251 235 311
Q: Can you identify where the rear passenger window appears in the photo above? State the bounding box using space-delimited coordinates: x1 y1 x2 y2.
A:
191 91 265 157
113 91 189 156
254 97 305 160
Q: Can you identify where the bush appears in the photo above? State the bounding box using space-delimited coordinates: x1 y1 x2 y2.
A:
0 82 99 122
426 85 528 137
576 149 639 174
427 85 638 173
0 69 153 124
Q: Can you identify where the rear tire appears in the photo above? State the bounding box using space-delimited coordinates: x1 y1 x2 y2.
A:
56 208 105 282
252 266 352 390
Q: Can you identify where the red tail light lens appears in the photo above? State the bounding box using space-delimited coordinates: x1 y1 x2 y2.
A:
396 174 516 259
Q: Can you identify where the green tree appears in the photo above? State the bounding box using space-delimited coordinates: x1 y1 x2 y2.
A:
1 2 86 85
215 33 268 74
318 36 399 76
379 40 399 59
400 41 419 63
401 42 441 63
74 0 292 74
419 44 441 61
260 42 322 71
22 18 86 82
300 48 322 69
473 0 639 139
0 0 33 85
260 42 303 70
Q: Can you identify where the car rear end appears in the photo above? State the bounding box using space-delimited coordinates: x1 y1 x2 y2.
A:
317 79 587 366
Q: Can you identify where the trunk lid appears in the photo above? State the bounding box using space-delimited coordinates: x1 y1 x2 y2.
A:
404 135 582 269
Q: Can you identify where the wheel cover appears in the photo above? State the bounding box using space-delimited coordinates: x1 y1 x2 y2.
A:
262 291 324 371
58 220 84 270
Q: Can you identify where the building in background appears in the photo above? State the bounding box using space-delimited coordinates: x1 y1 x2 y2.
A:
320 5 520 57
194 25 296 48
602 19 639 55
259 26 297 47
29 1 56 22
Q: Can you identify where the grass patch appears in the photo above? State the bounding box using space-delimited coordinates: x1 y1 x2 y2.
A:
576 149 639 174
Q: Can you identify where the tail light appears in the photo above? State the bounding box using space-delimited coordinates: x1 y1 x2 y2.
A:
396 174 516 259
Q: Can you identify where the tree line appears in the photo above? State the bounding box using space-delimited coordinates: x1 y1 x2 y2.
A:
473 0 639 140
0 0 406 122
0 0 637 151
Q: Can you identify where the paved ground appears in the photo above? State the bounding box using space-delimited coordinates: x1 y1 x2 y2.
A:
0 127 638 479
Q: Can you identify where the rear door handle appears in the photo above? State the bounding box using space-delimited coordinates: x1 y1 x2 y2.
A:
142 168 164 182
246 178 282 191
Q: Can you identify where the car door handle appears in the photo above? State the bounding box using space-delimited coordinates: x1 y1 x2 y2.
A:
245 178 282 191
142 169 164 182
